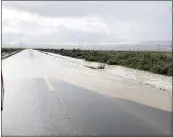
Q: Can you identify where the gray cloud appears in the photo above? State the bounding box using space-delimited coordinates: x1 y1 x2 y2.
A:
2 1 172 48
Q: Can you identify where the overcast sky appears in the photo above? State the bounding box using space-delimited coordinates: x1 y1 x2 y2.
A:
2 1 172 48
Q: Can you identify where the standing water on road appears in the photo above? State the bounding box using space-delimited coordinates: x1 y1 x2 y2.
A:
46 51 172 95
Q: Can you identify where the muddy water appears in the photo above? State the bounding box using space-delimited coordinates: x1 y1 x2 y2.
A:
45 52 172 111
46 52 172 92
108 65 172 91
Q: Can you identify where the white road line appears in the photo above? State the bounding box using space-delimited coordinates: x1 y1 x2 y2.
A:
56 94 64 105
43 76 65 104
44 76 55 91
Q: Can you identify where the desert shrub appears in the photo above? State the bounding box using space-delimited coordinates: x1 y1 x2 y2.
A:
85 56 96 61
106 57 119 65
37 48 172 76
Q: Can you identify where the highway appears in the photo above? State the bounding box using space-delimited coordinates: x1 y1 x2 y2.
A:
2 49 172 136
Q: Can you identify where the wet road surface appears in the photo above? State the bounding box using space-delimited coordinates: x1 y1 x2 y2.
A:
2 49 172 136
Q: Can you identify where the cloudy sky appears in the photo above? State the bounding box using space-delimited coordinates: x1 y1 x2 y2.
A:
2 1 172 48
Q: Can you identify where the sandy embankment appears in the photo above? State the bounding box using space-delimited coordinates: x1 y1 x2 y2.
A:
46 52 172 112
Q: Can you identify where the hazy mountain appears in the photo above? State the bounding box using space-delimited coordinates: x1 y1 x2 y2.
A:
2 41 172 51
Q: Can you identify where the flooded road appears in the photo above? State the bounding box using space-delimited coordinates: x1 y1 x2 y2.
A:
45 51 172 111
46 51 172 92
2 49 172 136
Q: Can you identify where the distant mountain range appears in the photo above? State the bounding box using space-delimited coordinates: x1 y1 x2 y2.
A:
85 41 172 51
2 41 172 51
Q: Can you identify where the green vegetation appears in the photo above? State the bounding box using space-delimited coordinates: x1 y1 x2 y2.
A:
1 48 24 59
37 48 172 76
2 48 24 53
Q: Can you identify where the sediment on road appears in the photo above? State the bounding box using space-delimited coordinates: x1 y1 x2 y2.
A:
41 50 172 96
3 49 171 112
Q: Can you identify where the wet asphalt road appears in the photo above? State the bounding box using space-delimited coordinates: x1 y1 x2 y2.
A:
2 49 172 136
